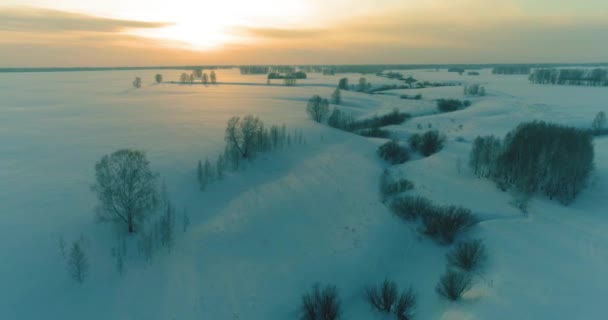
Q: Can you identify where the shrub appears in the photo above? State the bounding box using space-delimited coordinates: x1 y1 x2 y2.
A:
327 108 353 130
436 270 472 301
400 94 422 100
437 99 469 112
447 239 487 272
358 127 390 138
350 109 410 131
300 284 341 320
380 171 414 199
378 140 409 164
390 196 433 221
408 134 422 150
394 287 417 320
421 206 477 244
419 130 445 157
365 279 397 313
307 95 330 123
464 84 485 96
154 74 163 83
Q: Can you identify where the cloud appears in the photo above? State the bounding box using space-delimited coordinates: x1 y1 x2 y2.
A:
0 7 171 33
231 26 326 40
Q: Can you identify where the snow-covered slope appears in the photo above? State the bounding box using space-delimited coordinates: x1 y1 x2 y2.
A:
1 68 607 319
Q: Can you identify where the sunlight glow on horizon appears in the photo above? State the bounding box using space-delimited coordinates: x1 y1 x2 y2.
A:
1 0 607 66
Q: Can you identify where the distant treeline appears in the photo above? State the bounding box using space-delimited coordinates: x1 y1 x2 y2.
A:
492 65 531 75
267 71 307 80
529 68 608 86
4 63 608 74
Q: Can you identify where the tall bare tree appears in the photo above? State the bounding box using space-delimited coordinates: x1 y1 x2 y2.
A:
92 149 160 233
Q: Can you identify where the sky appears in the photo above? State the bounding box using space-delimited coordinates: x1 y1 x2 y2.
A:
0 0 607 67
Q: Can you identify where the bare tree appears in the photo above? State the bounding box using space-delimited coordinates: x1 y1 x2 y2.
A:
132 77 142 89
202 73 209 84
67 241 88 283
331 88 341 105
180 73 189 84
194 68 203 78
92 149 160 233
210 70 217 84
306 95 330 123
592 111 607 133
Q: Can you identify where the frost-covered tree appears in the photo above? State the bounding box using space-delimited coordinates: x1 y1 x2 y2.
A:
404 76 417 88
132 77 142 89
202 73 209 84
331 88 341 105
67 241 88 283
154 74 163 83
357 77 368 92
210 70 217 84
194 68 203 78
306 95 330 123
92 149 160 233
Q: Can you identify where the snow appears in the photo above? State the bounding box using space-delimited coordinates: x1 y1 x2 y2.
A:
1 67 607 319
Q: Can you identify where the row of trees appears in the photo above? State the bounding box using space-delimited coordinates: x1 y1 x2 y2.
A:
180 70 217 84
463 84 486 96
197 116 305 190
529 68 608 86
492 65 531 75
469 121 595 204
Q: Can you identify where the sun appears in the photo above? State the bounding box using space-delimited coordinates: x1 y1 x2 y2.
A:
130 22 242 50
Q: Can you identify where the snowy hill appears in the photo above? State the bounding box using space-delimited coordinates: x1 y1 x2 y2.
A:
1 68 607 319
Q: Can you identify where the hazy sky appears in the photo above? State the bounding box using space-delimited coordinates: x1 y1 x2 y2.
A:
1 0 607 67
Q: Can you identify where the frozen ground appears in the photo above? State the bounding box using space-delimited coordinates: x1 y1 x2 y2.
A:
0 67 606 319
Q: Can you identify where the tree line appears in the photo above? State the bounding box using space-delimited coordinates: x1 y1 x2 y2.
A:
492 65 531 75
469 121 594 204
529 68 608 86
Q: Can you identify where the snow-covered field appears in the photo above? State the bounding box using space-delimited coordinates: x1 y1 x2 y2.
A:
1 68 607 319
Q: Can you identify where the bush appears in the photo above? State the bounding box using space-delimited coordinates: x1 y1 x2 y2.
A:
394 288 417 320
419 130 445 157
447 239 487 272
464 84 485 96
390 196 433 221
408 134 422 150
365 279 397 313
421 206 477 244
437 99 469 112
365 280 416 320
307 95 330 123
380 171 414 199
400 94 422 100
327 108 354 131
436 270 472 301
350 109 410 131
154 74 163 83
378 140 409 164
300 284 341 320
358 127 390 138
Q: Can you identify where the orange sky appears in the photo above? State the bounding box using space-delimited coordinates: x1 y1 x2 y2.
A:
1 1 607 67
